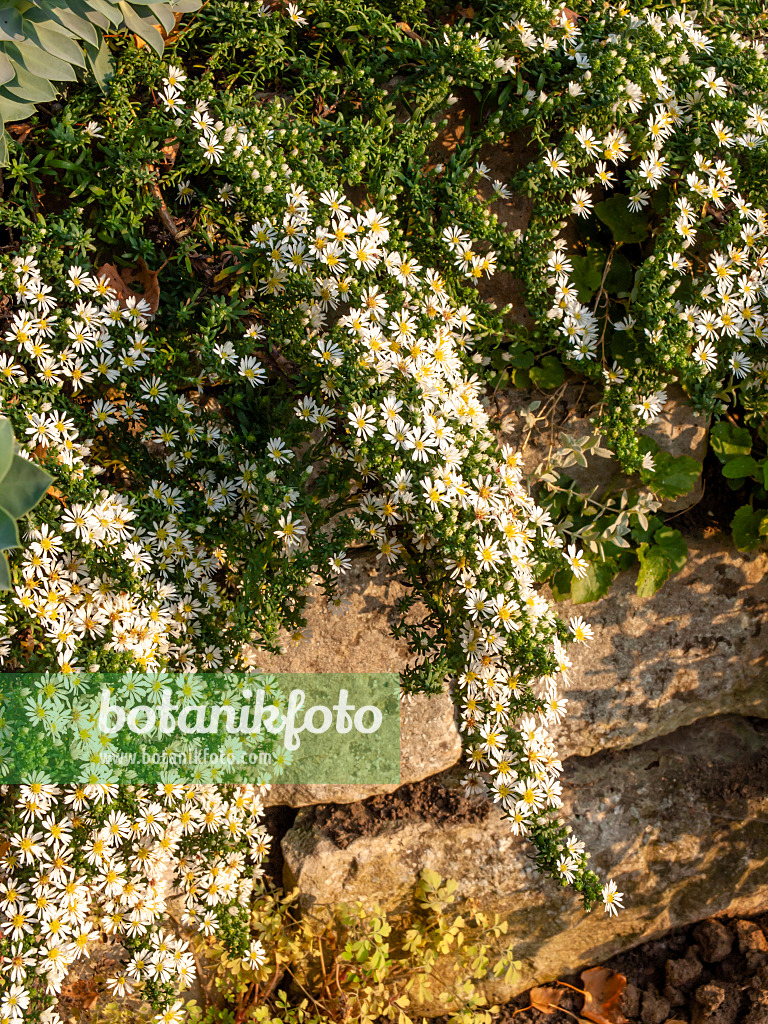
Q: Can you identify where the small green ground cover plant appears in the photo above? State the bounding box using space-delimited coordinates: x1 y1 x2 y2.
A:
94 870 518 1024
0 0 764 1020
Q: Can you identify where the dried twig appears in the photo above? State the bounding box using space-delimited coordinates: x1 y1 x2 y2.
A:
147 166 183 240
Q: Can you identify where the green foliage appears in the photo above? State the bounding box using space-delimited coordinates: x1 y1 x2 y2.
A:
594 195 650 245
634 523 688 598
640 445 703 502
0 0 202 161
711 420 768 551
195 874 519 1024
0 417 52 587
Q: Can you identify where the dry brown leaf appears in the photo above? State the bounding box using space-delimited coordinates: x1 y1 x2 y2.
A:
458 5 475 17
580 967 628 1024
46 485 65 503
96 258 160 314
159 138 180 167
530 986 564 1014
396 21 427 43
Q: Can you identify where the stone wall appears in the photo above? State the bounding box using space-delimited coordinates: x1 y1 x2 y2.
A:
262 540 768 1011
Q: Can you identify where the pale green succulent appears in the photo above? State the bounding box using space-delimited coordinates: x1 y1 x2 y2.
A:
0 0 202 163
0 417 53 588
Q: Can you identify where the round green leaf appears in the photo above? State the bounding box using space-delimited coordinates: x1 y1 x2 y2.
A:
529 355 565 391
636 544 671 598
710 421 752 461
594 195 649 244
722 455 758 480
731 506 763 552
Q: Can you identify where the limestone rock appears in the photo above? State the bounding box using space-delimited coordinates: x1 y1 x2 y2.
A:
282 715 768 1011
493 382 708 512
252 560 462 806
642 384 708 512
549 538 768 758
263 689 461 807
254 539 768 786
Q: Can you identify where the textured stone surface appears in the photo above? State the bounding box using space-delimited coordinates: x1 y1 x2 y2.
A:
254 559 415 676
254 539 768 784
252 560 462 806
548 537 768 758
263 689 461 807
282 715 768 1012
642 384 709 512
492 382 709 512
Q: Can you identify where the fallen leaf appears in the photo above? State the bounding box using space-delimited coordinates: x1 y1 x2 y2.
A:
458 5 475 17
46 484 65 503
396 21 427 43
580 967 628 1024
159 138 179 166
96 258 160 315
530 986 564 1014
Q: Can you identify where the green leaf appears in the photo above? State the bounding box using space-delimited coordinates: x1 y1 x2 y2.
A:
570 252 603 302
83 35 114 91
0 419 14 482
6 40 78 81
0 552 10 590
651 526 687 573
710 421 752 461
0 8 23 43
603 252 634 294
169 0 203 11
27 4 99 47
117 1 165 53
0 51 14 86
0 454 53 519
2 60 58 103
731 506 763 552
569 559 618 604
630 513 663 546
0 129 7 166
0 507 19 551
504 344 535 369
722 455 758 480
0 93 37 123
649 451 702 500
145 1 177 34
76 0 115 31
22 21 87 68
594 194 649 244
636 543 671 598
529 355 564 390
